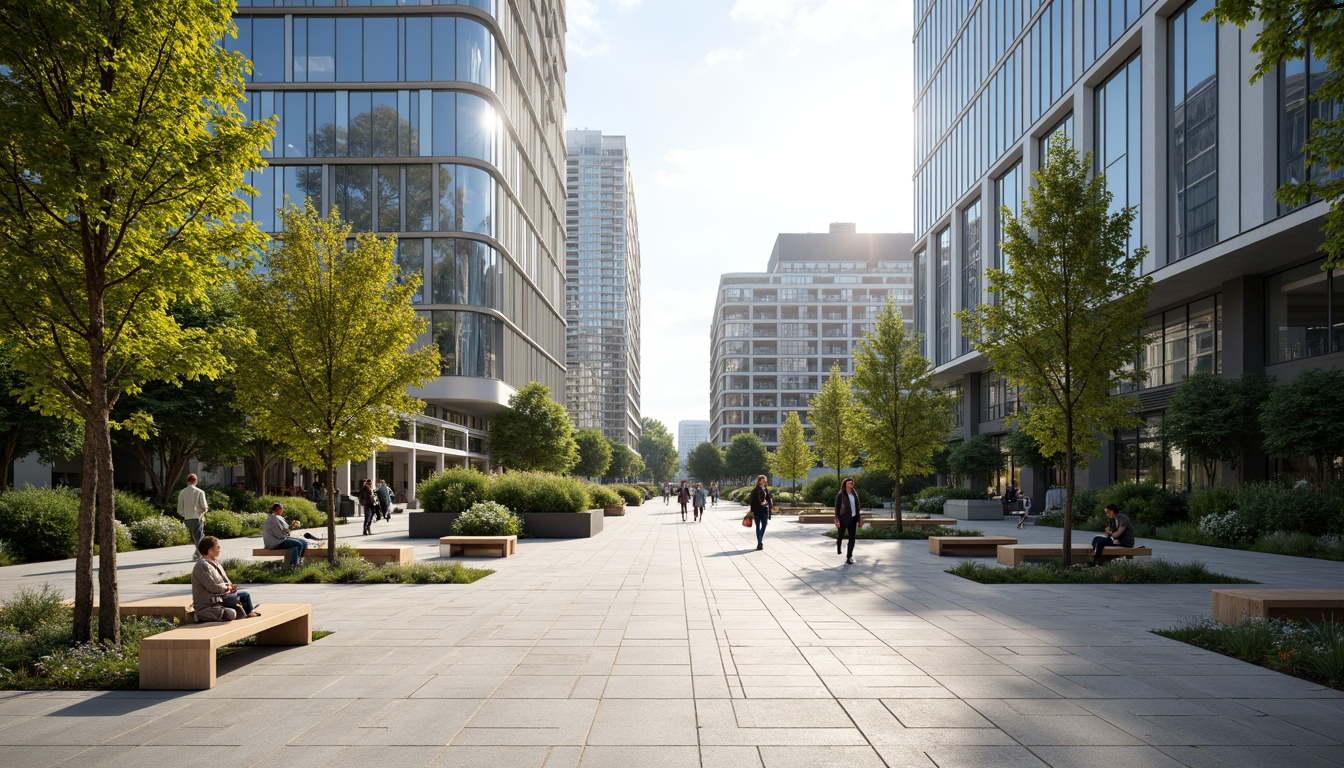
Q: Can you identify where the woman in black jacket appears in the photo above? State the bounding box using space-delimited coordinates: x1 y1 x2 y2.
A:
748 474 773 550
834 476 862 564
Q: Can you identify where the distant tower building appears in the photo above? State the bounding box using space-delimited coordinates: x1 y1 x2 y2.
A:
565 130 642 451
709 224 915 451
677 420 711 479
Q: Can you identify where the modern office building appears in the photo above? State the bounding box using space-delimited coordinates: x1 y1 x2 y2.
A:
913 0 1340 499
709 224 915 451
222 0 567 500
677 420 710 479
564 130 642 451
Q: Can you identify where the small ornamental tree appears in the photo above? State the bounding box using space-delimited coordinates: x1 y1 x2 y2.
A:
572 429 613 479
852 298 956 530
1005 423 1055 479
725 433 770 483
946 435 1004 490
489 382 579 473
1260 367 1344 483
639 417 678 484
809 365 863 481
234 203 440 560
957 137 1151 565
1159 372 1270 485
686 441 727 484
768 412 815 494
603 439 641 482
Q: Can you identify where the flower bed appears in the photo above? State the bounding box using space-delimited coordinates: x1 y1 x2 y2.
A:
1155 617 1344 691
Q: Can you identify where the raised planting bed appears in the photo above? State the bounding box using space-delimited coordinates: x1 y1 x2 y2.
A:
943 499 1003 520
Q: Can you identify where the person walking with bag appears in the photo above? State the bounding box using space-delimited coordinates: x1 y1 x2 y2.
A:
677 481 691 521
834 476 862 564
358 479 377 535
748 474 773 550
692 483 707 522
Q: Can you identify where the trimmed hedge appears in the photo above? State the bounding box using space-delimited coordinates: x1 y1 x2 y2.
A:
451 501 522 537
203 509 244 539
587 484 624 508
112 492 160 525
129 516 191 549
0 487 80 562
489 471 589 514
613 485 643 506
246 495 323 528
418 466 490 514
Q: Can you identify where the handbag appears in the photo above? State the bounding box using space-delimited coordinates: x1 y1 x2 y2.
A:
741 513 753 528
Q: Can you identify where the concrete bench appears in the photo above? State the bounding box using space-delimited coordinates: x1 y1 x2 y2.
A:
252 545 414 566
928 536 1018 556
868 517 957 529
996 544 1152 566
1211 589 1344 626
139 603 312 690
440 535 517 558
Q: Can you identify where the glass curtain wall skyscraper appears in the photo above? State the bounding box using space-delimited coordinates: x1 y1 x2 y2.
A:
565 130 642 451
229 0 567 488
913 0 1342 495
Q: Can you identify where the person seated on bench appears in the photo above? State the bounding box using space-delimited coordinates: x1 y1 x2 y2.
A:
263 502 307 567
192 536 260 621
1089 503 1134 566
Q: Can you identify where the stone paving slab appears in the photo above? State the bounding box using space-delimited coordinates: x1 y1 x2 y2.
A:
0 505 1342 766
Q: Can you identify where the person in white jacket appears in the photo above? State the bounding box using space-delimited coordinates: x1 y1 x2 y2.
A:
177 474 208 558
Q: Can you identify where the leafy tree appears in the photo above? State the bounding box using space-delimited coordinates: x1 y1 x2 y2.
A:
957 137 1151 564
0 346 82 490
639 417 678 484
603 440 642 482
686 441 726 484
1213 1 1344 267
489 382 578 474
852 298 956 530
1160 371 1271 485
809 365 863 481
241 433 283 496
0 0 272 642
572 429 612 479
946 435 1004 489
1004 424 1055 477
725 432 770 484
234 203 439 560
768 412 815 494
1260 367 1344 483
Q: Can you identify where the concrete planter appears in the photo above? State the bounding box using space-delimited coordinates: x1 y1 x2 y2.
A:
523 509 604 538
603 506 626 517
408 511 460 538
943 499 1002 521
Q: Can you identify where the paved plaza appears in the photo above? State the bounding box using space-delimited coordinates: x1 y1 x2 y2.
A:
1 502 1342 768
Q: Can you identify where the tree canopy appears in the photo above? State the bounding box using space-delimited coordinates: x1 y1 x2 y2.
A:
809 365 863 481
686 441 726 484
234 203 439 553
572 429 613 479
1260 367 1344 483
0 0 272 642
768 412 814 494
1161 371 1271 484
639 417 678 484
946 435 1004 489
957 137 1151 564
852 298 955 531
603 439 643 482
489 382 579 474
0 345 82 491
725 432 770 483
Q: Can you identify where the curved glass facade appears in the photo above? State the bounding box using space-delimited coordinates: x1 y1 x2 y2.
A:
234 2 567 415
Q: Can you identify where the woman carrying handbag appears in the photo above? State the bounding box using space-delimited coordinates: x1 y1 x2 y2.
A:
834 476 862 564
748 474 773 550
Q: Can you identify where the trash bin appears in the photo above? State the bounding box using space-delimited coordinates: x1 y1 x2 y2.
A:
338 494 355 518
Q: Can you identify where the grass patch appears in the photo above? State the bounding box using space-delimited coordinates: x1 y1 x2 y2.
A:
824 525 984 540
946 558 1257 584
1155 617 1344 691
156 547 492 585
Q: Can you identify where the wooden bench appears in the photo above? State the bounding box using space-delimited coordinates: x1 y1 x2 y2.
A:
996 544 1152 566
440 535 517 558
869 517 957 529
798 513 846 524
929 536 1018 556
139 603 312 690
1211 589 1344 626
81 596 196 622
252 545 414 566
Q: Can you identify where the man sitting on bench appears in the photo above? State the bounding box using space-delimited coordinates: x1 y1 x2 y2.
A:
264 502 308 567
1090 503 1134 567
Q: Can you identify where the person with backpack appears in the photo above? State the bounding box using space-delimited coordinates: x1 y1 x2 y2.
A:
375 479 394 522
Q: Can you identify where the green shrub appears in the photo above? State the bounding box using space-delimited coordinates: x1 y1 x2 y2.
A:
1252 530 1323 558
803 475 840 504
0 486 80 562
112 491 159 525
1069 486 1104 518
1096 482 1185 528
587 484 624 508
112 520 133 552
1198 509 1255 543
855 470 895 503
1188 485 1238 523
1237 482 1339 537
417 466 490 514
246 495 323 528
204 509 244 539
1154 521 1216 545
1036 509 1065 527
129 516 190 549
451 501 523 537
0 584 66 633
488 471 589 514
236 511 268 531
613 485 643 506
915 486 986 501
200 483 254 513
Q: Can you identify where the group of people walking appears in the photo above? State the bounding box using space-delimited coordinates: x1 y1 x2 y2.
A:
743 474 861 562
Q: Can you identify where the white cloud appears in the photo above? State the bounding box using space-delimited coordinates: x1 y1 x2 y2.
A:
701 47 745 69
730 0 903 42
567 0 607 57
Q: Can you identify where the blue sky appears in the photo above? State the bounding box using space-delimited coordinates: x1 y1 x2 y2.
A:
565 0 915 443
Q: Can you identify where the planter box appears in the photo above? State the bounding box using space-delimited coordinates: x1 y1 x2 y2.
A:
943 499 1002 521
523 509 604 538
408 511 461 538
603 506 625 517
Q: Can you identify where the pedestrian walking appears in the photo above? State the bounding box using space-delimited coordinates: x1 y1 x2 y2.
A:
375 479 394 521
358 479 377 535
677 481 691 521
177 473 208 558
663 482 671 505
748 475 773 550
692 483 706 522
710 482 719 507
834 476 862 564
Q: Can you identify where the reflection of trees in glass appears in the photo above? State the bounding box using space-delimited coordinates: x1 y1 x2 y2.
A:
309 101 419 159
376 165 400 232
396 240 424 303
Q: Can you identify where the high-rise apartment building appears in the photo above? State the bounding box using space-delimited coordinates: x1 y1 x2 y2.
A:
226 0 567 499
677 420 710 479
709 224 915 451
565 130 642 451
914 0 1339 497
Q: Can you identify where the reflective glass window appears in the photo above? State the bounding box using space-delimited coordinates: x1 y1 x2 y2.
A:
252 18 285 82
306 17 335 82
376 165 401 232
405 18 431 82
405 165 432 231
432 91 455 156
457 19 494 89
364 18 398 82
1171 0 1219 260
283 92 308 157
960 200 981 355
1096 54 1143 259
457 93 494 162
336 18 362 82
431 16 455 81
371 91 399 156
458 164 493 235
1189 296 1217 375
346 91 372 156
334 165 372 231
1266 260 1331 363
397 239 425 303
312 92 336 157
1164 307 1189 385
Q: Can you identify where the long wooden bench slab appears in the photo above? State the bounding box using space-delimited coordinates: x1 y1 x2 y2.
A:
869 517 957 529
139 603 312 690
996 544 1152 566
440 535 516 558
252 545 414 566
1211 589 1344 626
79 596 196 622
929 536 1018 556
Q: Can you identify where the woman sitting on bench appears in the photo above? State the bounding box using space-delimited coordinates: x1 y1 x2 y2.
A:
192 536 260 621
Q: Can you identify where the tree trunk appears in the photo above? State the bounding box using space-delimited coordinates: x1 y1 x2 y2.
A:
72 420 97 643
1062 440 1075 568
893 477 903 532
0 434 17 491
93 407 119 643
325 461 337 565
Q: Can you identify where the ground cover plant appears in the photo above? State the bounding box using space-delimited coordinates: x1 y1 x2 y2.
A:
824 525 984 540
0 584 333 690
946 559 1256 585
1155 617 1344 691
156 545 492 585
451 501 522 537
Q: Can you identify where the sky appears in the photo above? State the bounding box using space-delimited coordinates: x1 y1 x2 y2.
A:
563 0 916 445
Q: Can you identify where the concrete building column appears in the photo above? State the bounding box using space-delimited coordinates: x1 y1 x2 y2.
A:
409 447 418 505
336 461 351 496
